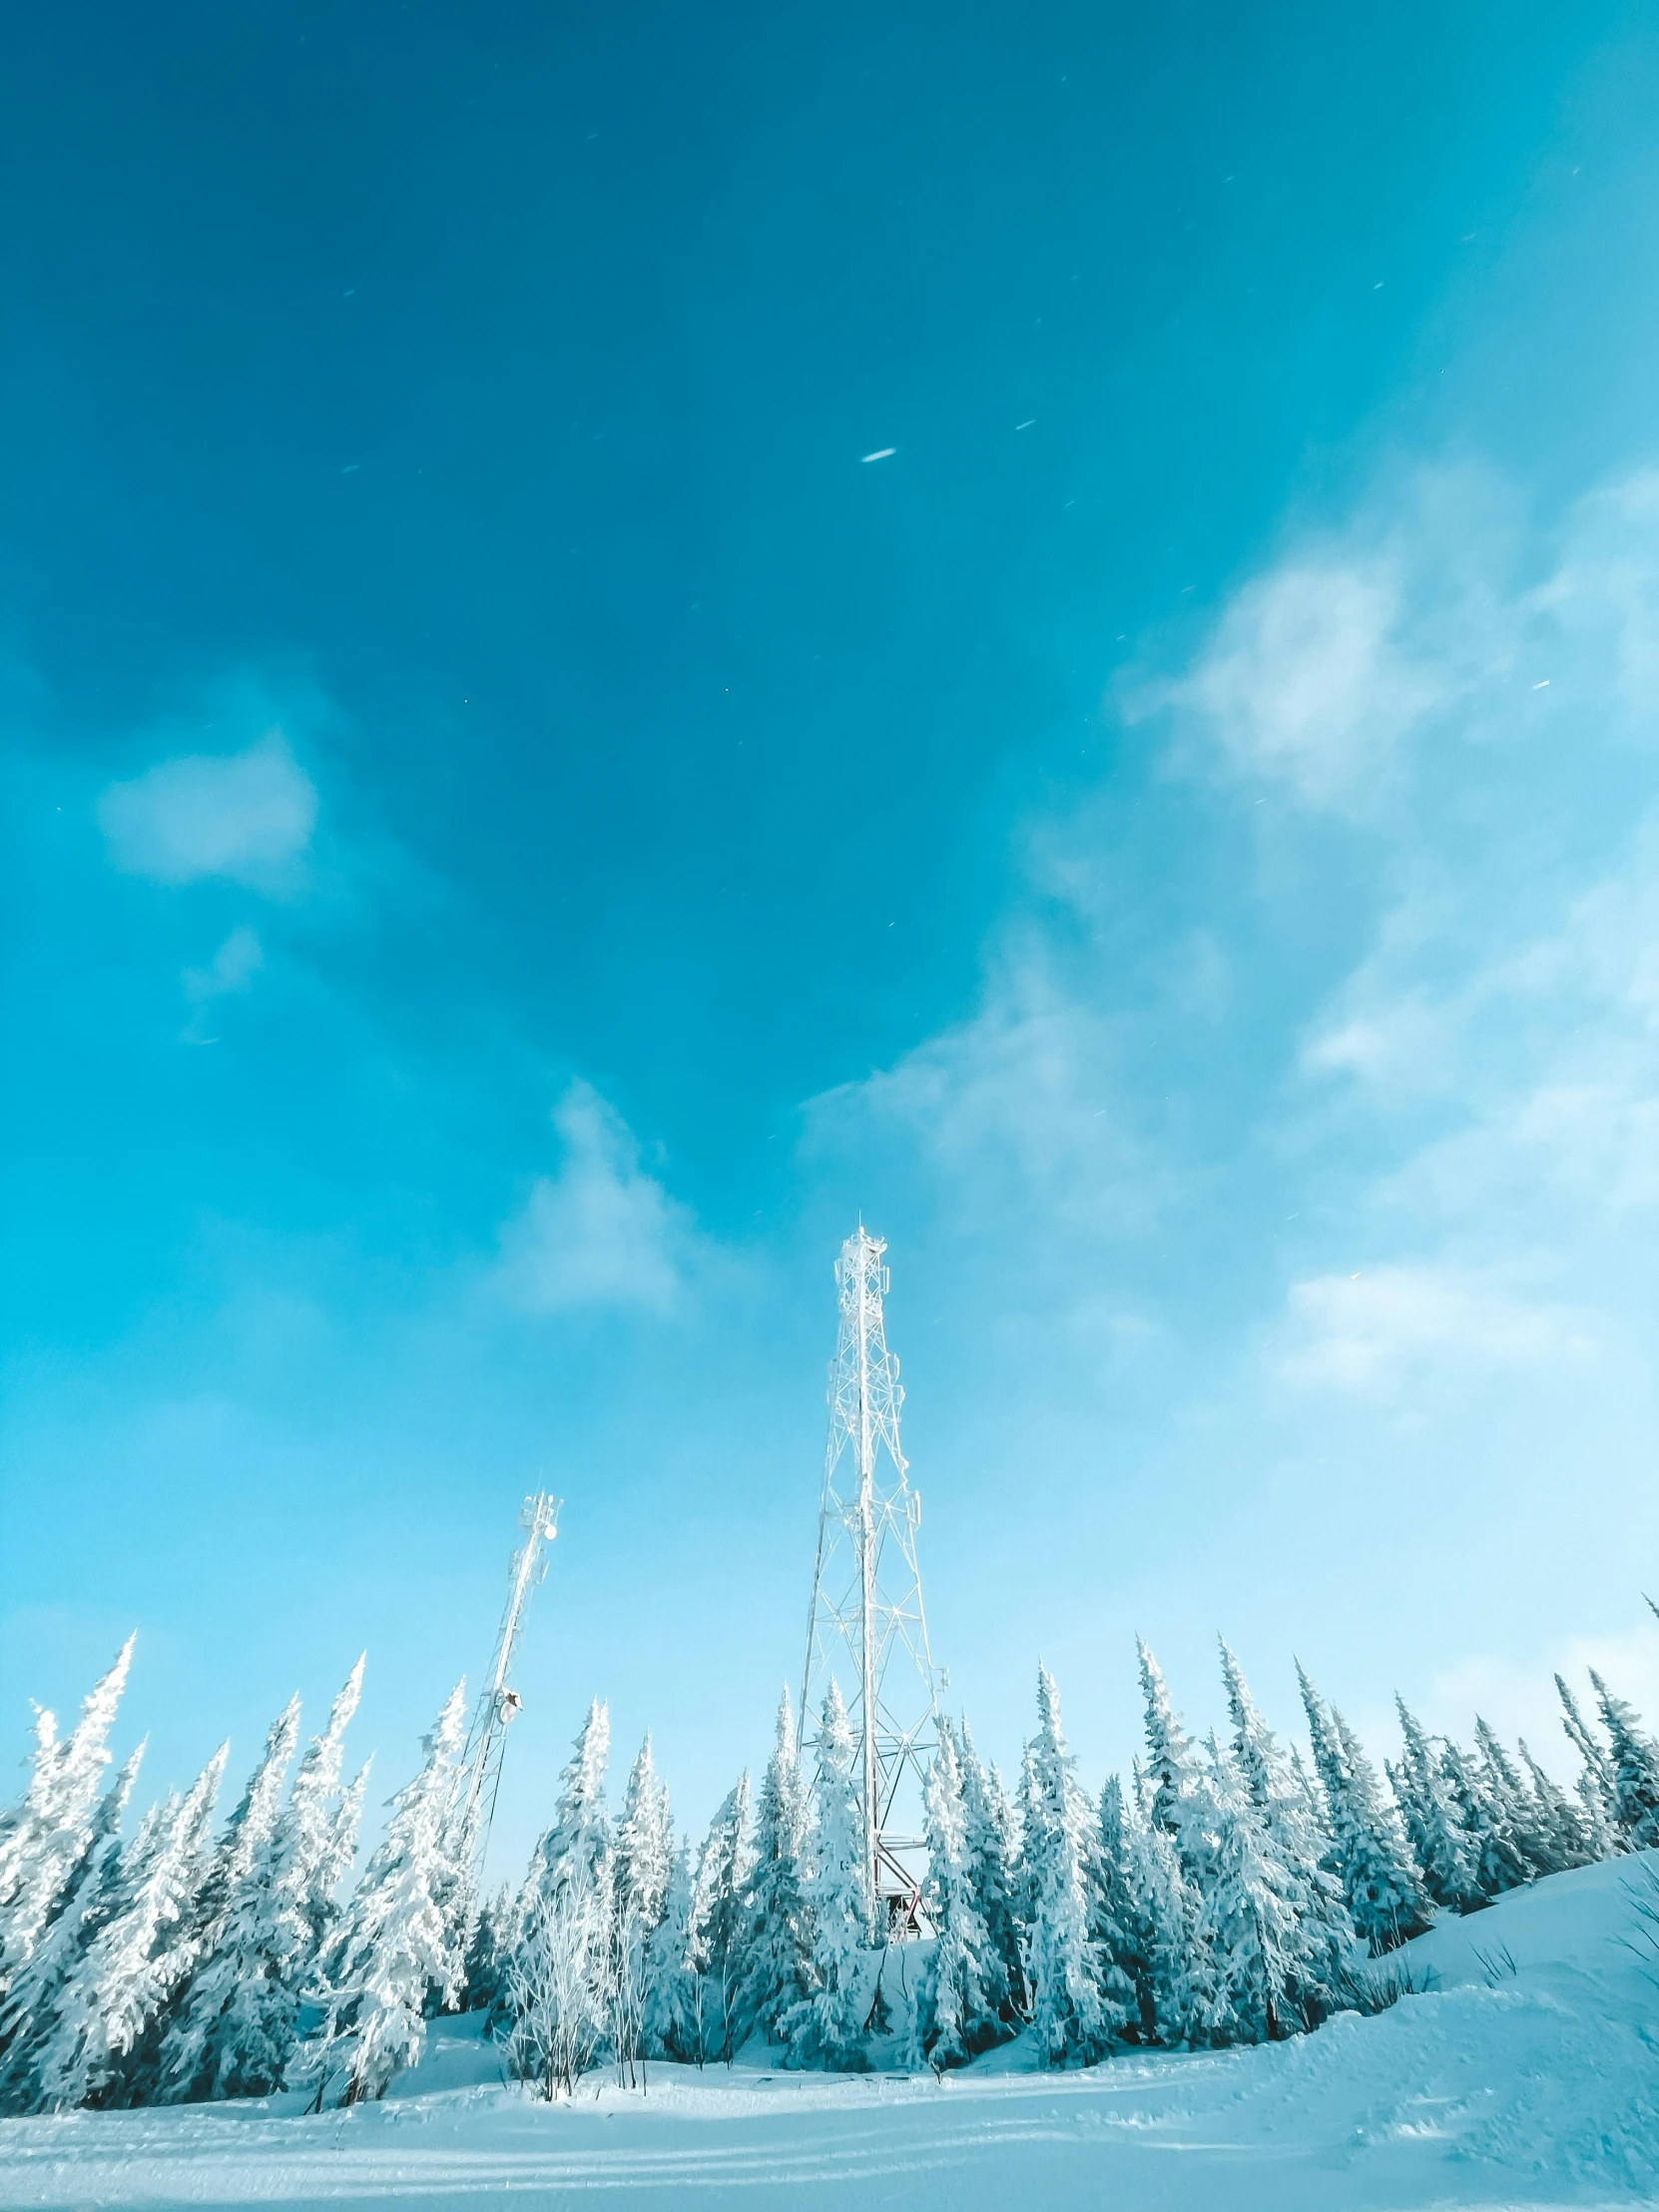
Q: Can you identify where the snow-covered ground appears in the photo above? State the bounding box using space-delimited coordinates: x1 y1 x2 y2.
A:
5 1856 1658 2210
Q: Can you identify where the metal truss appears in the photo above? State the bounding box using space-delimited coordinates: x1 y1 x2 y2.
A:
459 1489 561 1875
801 1227 941 1933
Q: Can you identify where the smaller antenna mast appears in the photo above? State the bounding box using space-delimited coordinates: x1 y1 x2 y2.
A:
459 1490 561 1873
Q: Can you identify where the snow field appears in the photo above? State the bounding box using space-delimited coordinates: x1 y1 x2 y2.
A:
4 1854 1657 2211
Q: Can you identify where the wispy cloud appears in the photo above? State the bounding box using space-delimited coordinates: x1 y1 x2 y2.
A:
813 939 1167 1235
99 731 317 891
813 456 1659 1455
1137 468 1533 817
180 924 266 1040
1277 1263 1595 1394
495 1082 705 1317
184 925 265 1006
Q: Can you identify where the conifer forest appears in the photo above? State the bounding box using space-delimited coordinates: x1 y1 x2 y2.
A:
4 1611 1657 2115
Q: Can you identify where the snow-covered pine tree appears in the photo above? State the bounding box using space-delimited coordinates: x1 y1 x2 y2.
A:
735 1691 812 2050
641 1840 701 2063
782 1684 870 2070
1021 1666 1122 2066
1436 1735 1528 1901
1473 1719 1556 1880
1588 1670 1659 1848
687 1774 753 2065
1195 1741 1305 2046
501 1699 615 2091
0 1745 145 2112
0 1705 60 1940
956 1722 1020 2018
168 1658 365 2101
1390 1699 1480 1913
157 1697 300 2102
458 1888 511 2019
608 1734 675 2083
908 1722 1003 2070
0 1638 135 2023
1516 1740 1595 1873
1012 1739 1043 1952
1124 1794 1209 2046
29 1745 227 2112
613 1735 675 1936
1556 1674 1621 1855
518 1700 612 1925
1298 1668 1430 1953
1219 1642 1351 2027
277 1659 366 1952
300 1682 469 2105
1096 1776 1151 2043
1137 1643 1200 1832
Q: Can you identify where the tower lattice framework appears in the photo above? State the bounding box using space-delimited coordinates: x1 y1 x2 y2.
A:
459 1490 560 1877
801 1227 940 1930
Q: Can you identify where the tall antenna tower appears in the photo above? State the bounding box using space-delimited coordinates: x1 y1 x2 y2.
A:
801 1227 940 1931
459 1490 561 1875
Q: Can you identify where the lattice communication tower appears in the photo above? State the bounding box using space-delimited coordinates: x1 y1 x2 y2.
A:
801 1227 941 1932
459 1489 560 1876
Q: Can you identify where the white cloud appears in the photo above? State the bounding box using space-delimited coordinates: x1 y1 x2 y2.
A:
495 1082 700 1316
99 732 317 890
1160 559 1445 810
1141 468 1542 815
808 938 1174 1239
184 925 265 1007
1277 1264 1595 1394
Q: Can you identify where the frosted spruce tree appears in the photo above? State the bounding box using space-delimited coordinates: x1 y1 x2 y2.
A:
613 1736 674 1938
688 1774 752 2065
1588 1671 1659 1848
0 1638 135 2025
1124 1785 1209 2046
503 1699 614 2094
181 1657 366 2098
0 1745 145 2111
1473 1719 1554 1881
0 1705 63 1959
1137 1642 1208 1882
736 1690 813 2048
519 1699 612 1924
641 1840 701 2063
1437 1736 1528 1901
1517 1739 1595 1873
1299 1668 1430 1953
30 1745 227 2112
1389 1699 1480 1915
158 1696 300 2101
908 1722 1003 2070
1021 1666 1124 2066
956 1722 1021 2017
1012 1740 1043 1948
1196 1741 1305 2045
610 1734 675 2079
783 1684 870 2069
1220 1642 1351 2025
1096 1776 1152 2042
300 1682 469 2105
1556 1674 1621 1854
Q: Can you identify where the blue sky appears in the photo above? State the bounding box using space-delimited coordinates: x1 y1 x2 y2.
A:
7 0 1659 1875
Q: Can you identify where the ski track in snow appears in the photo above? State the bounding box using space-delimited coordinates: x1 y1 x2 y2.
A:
5 1859 1659 2210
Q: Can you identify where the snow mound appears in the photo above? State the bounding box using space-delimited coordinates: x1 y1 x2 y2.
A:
4 1855 1657 2210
